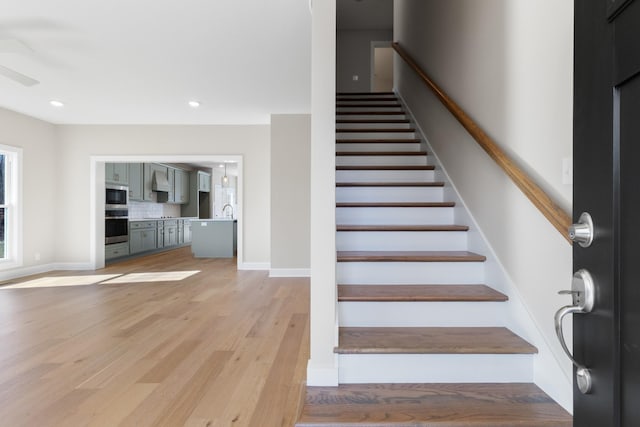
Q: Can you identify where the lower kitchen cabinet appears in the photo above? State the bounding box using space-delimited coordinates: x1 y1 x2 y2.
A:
129 221 157 254
163 220 178 247
105 242 129 260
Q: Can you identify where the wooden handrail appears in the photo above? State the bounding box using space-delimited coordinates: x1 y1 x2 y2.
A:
392 42 572 243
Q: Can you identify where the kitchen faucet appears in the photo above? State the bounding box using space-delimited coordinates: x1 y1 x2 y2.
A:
222 204 234 218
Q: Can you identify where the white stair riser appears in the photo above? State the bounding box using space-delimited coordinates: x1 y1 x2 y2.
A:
336 207 454 225
336 132 416 140
337 114 407 120
337 261 485 284
339 301 506 327
336 123 411 130
337 100 400 104
337 106 404 113
336 187 443 203
337 231 468 251
336 170 435 182
337 143 421 152
338 354 533 383
336 156 427 166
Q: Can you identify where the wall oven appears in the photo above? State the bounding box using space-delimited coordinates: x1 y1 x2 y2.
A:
105 185 129 244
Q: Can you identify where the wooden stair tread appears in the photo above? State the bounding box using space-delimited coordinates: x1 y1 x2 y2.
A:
296 383 571 426
337 111 406 115
337 104 402 108
337 92 395 95
337 251 486 262
337 225 468 231
336 138 420 143
336 151 427 156
337 284 508 302
336 202 455 208
337 128 415 133
336 119 409 124
335 327 537 354
336 182 444 188
336 165 434 170
336 97 399 102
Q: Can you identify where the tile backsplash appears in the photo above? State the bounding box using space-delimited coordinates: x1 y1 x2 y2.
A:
128 201 181 219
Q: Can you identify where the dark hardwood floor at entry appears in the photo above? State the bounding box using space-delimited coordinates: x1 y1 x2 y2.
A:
296 383 572 426
0 247 309 427
335 327 537 354
338 284 508 302
337 251 486 262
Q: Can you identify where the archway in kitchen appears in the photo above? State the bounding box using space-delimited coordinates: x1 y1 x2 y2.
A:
90 154 244 270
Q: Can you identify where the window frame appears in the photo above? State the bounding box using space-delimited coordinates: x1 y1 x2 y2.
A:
0 144 23 269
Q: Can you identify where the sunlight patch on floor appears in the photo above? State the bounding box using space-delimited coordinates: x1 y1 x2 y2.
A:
2 275 122 289
101 271 200 284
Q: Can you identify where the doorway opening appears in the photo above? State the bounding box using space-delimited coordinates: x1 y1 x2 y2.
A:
371 42 394 92
90 154 244 270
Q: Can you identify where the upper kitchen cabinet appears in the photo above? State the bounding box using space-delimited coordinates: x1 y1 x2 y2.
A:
174 169 190 204
105 163 128 185
128 163 144 201
197 171 211 192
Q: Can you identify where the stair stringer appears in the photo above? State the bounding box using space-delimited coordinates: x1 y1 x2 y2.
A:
396 92 572 412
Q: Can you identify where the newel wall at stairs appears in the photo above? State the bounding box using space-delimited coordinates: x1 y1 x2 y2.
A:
394 0 574 409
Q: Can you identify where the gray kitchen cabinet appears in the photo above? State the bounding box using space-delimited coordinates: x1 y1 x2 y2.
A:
157 220 164 248
178 220 184 245
197 171 211 192
106 163 128 185
105 242 129 260
128 163 143 201
174 169 189 204
129 221 157 254
183 219 192 243
163 219 178 247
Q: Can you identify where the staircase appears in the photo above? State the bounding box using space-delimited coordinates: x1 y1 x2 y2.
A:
296 93 572 426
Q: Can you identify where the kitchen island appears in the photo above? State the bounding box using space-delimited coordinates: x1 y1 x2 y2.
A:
190 219 237 258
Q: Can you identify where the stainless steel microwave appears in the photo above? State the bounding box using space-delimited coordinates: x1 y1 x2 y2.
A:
106 185 128 208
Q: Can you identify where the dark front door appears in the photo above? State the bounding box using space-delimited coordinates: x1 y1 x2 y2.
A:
574 0 640 425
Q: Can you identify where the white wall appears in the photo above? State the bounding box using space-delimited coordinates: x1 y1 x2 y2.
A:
337 30 393 93
308 0 338 386
270 114 311 275
56 125 271 266
0 107 57 277
395 0 573 406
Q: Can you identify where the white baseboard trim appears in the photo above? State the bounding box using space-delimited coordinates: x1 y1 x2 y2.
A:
237 262 271 271
306 360 339 386
269 268 311 278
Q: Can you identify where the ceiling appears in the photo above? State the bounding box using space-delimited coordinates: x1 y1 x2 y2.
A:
337 0 393 30
0 0 311 125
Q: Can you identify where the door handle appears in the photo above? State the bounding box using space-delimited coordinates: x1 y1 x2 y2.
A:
554 268 595 394
569 212 594 247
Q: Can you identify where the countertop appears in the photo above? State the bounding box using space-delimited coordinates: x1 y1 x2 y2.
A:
130 217 197 221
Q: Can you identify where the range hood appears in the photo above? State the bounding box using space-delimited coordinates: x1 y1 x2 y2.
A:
152 171 170 192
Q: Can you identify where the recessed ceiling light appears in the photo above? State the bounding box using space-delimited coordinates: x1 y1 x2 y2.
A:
49 100 64 108
188 100 200 108
218 164 224 168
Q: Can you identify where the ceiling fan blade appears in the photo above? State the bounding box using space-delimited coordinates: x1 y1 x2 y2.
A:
0 39 33 54
0 64 39 86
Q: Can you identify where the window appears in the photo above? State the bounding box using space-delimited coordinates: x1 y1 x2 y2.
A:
0 146 21 267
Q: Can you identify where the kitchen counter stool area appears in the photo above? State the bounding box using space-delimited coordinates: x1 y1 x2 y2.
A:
105 218 195 263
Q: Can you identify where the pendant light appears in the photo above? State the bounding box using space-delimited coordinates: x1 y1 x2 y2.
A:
221 163 229 186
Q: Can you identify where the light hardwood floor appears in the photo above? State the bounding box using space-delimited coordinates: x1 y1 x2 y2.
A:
0 247 309 427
